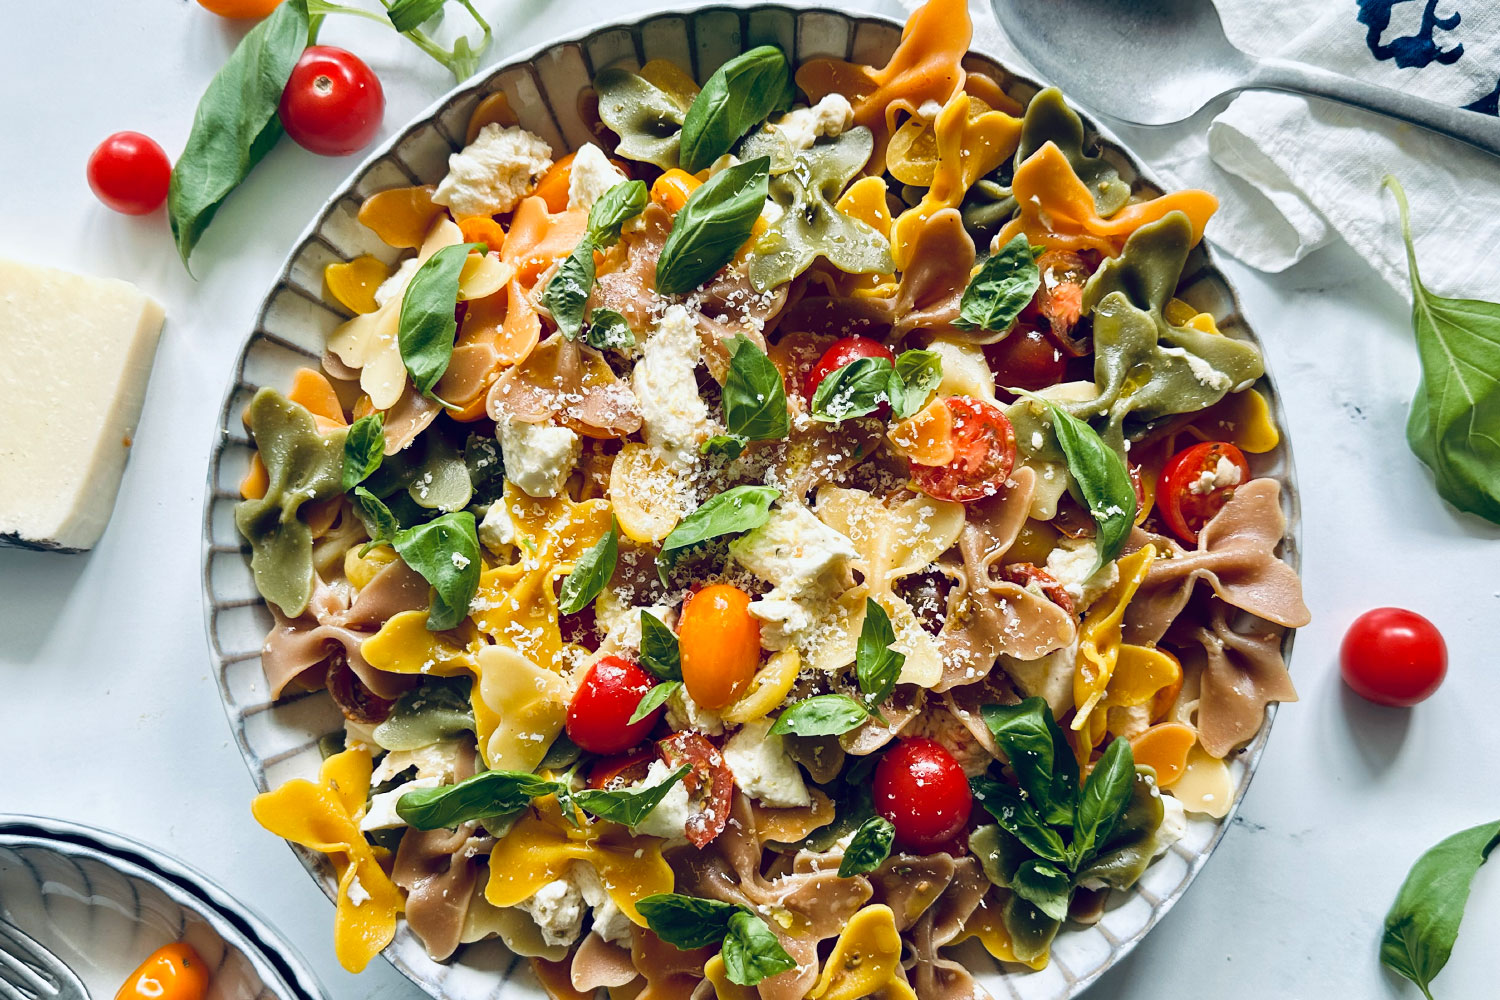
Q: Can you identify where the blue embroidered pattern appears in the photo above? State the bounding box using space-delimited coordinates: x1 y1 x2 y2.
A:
1356 0 1498 117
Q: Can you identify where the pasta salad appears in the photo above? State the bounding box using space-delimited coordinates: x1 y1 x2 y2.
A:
240 0 1311 993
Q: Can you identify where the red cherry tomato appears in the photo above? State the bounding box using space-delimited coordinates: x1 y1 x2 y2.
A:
803 336 896 405
1018 249 1096 355
1340 608 1447 707
1158 441 1251 545
909 396 1017 503
86 132 171 215
873 738 972 854
587 747 657 790
659 731 735 848
566 655 661 754
985 324 1068 394
1000 562 1075 614
278 47 385 156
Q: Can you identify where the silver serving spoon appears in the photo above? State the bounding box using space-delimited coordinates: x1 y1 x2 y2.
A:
991 0 1500 158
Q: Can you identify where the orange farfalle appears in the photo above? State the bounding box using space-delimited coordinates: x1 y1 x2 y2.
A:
997 142 1218 256
239 368 346 499
357 185 444 249
1130 723 1197 788
466 91 520 144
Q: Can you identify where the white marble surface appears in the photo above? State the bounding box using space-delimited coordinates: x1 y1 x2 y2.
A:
2 2 1497 999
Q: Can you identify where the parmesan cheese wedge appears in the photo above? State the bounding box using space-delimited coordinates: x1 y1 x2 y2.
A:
0 259 165 552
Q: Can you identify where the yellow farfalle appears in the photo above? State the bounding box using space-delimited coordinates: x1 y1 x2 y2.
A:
703 956 757 1000
485 807 674 925
808 904 917 1000
250 749 402 973
324 254 389 315
722 648 802 723
835 177 897 295
1095 644 1182 745
1072 545 1156 736
955 901 1050 970
890 92 1021 269
996 143 1217 257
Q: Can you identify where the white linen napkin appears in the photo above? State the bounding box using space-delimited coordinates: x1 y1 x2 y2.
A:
930 0 1500 299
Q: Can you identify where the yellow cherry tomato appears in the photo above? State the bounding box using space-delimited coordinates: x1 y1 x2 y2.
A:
678 584 761 710
195 0 282 17
116 942 211 1000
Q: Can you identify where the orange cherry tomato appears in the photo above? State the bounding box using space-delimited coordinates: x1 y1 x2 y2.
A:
194 0 282 17
116 942 210 1000
677 584 761 710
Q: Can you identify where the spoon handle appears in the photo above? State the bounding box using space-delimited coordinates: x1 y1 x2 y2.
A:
1246 57 1500 158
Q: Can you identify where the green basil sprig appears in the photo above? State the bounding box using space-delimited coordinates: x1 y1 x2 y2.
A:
953 234 1041 334
396 768 562 830
770 600 904 736
629 681 681 725
1015 391 1136 570
658 484 779 581
679 46 794 173
837 815 896 877
587 180 649 245
1381 820 1500 999
571 765 688 826
557 518 618 615
892 349 944 418
640 611 682 680
374 0 491 79
1385 176 1500 524
542 240 596 341
655 157 770 295
810 348 942 423
353 486 400 553
168 0 309 267
713 334 790 455
399 241 486 398
637 893 797 986
768 693 871 737
585 306 636 352
341 413 386 491
391 510 482 630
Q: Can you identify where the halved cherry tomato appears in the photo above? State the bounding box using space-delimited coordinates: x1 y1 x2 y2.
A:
678 584 761 710
909 396 1017 504
566 655 662 754
1018 249 1096 355
194 0 281 16
1000 562 1075 614
1158 441 1251 545
116 942 210 1000
985 324 1068 394
873 738 972 854
1340 608 1447 707
87 132 171 215
279 47 385 157
588 747 657 790
803 336 896 406
659 731 735 848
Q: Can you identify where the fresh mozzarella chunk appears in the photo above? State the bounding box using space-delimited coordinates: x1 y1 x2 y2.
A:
478 501 517 553
570 862 633 945
373 257 419 309
359 776 441 832
497 417 580 499
632 305 714 466
433 124 553 218
597 603 675 657
1044 541 1118 611
567 143 626 210
772 94 855 151
730 502 856 599
370 741 465 784
517 876 587 948
665 685 724 736
723 719 811 807
627 760 695 840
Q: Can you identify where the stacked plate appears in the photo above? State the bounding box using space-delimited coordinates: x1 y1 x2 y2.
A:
0 816 324 1000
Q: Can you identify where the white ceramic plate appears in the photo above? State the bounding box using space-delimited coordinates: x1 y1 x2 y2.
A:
200 5 1300 997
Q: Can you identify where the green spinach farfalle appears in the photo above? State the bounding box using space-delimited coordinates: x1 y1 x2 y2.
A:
1015 87 1130 217
593 66 688 170
1071 211 1265 446
749 127 893 291
235 388 347 618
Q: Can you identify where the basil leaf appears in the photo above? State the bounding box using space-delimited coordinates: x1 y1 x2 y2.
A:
1386 176 1500 524
640 611 682 681
585 306 635 352
1011 858 1074 922
1021 392 1136 570
385 0 445 31
768 694 870 737
353 486 399 553
573 764 689 826
970 776 1070 865
391 510 481 630
891 349 943 419
837 815 895 877
557 518 618 615
464 433 506 507
543 238 596 341
395 768 563 830
701 434 747 461
980 698 1080 827
679 46 793 173
810 356 895 423
655 157 770 295
586 179 649 247
722 334 790 441
659 484 780 581
953 234 1040 334
341 415 385 492
400 242 485 397
637 893 742 950
630 680 681 725
372 676 474 751
855 598 903 709
722 910 797 986
1071 737 1135 864
168 0 308 267
1381 820 1500 998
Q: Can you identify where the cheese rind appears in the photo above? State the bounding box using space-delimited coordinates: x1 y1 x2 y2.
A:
0 259 165 552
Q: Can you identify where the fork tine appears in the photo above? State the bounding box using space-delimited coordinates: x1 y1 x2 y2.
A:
0 924 53 995
0 948 46 999
0 960 39 1000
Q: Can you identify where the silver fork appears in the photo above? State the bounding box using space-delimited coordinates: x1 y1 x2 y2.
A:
0 920 90 1000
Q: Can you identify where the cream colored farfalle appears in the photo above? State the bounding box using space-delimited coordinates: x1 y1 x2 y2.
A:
475 644 572 773
815 486 965 686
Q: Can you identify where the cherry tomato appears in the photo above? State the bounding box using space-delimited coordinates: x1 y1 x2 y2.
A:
116 942 210 1000
1340 608 1447 707
678 584 761 710
985 324 1068 394
278 47 385 157
803 336 896 405
659 731 735 847
1000 562 1075 614
1018 249 1096 355
195 0 282 16
566 655 661 754
587 747 657 790
909 396 1017 504
873 738 972 854
86 132 171 215
1158 441 1251 544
